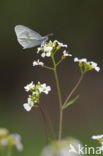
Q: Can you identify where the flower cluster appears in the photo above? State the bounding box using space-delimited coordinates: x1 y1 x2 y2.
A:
0 128 23 152
8 134 23 151
92 135 103 151
37 40 69 58
23 81 51 111
74 57 100 73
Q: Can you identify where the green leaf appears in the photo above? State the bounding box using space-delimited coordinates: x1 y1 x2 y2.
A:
63 96 79 110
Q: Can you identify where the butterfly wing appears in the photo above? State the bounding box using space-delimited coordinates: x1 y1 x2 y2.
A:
14 25 43 49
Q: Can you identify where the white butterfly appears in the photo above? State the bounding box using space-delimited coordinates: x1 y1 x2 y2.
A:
14 25 53 49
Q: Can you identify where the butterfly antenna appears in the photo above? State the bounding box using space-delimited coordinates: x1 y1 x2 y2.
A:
47 33 54 37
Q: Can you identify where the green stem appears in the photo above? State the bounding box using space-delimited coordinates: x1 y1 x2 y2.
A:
43 103 56 139
63 74 84 107
54 69 63 141
7 146 12 156
56 59 63 67
0 146 5 156
40 63 56 140
43 65 54 71
51 55 63 141
39 105 49 144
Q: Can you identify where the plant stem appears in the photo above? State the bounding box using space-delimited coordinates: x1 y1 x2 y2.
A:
7 146 12 156
43 65 54 71
51 55 63 141
43 103 56 139
54 69 63 141
0 147 4 156
56 59 63 67
39 105 49 144
63 74 84 107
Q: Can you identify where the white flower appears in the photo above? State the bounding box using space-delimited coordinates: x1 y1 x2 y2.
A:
37 47 41 54
41 46 53 58
16 143 23 151
92 135 103 152
0 139 8 146
37 40 68 58
41 51 51 58
39 83 51 94
92 135 99 140
23 103 31 111
12 134 23 151
44 46 53 52
54 40 68 47
74 57 79 62
74 57 87 63
33 59 44 67
74 57 100 72
23 98 34 111
41 52 46 58
92 135 103 140
24 82 35 92
63 50 72 57
46 52 51 57
90 61 100 72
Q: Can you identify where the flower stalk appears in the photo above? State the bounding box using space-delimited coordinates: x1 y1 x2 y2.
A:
43 103 56 139
63 73 84 108
7 146 12 156
39 104 49 144
51 54 63 141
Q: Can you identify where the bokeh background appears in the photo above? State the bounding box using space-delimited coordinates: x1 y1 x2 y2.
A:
0 0 103 155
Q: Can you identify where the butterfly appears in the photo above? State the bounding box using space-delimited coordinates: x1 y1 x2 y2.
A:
14 25 53 49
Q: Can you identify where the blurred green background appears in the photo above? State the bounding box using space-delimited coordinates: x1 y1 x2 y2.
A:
0 0 103 155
